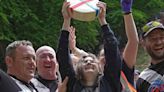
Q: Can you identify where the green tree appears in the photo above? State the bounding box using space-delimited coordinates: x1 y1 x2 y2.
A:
0 0 164 70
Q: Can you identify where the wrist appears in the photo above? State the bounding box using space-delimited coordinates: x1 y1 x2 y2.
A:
123 11 132 15
62 19 71 31
64 18 71 22
98 18 107 26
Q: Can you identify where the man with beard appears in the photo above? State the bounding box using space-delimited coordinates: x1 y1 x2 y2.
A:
136 21 164 92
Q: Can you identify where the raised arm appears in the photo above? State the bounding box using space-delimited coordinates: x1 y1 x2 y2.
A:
97 2 122 92
121 0 139 69
69 26 88 58
123 14 138 68
57 1 75 81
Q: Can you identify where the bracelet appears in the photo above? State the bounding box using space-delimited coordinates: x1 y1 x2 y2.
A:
124 11 132 15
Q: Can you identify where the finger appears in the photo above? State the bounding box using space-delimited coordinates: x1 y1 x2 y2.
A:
62 77 69 86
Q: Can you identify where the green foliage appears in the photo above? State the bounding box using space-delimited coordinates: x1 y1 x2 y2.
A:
0 0 164 50
0 0 164 69
74 21 99 53
0 0 62 49
136 47 150 71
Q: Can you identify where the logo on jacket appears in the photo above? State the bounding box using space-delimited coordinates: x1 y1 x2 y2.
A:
148 79 164 92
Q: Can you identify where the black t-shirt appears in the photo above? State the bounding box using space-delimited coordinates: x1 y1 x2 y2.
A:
36 75 58 92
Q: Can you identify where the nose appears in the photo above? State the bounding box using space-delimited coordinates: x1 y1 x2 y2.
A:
29 57 36 67
155 37 164 45
86 60 91 63
45 56 51 62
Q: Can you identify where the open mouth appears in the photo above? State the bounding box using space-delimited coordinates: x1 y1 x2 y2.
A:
154 47 163 52
44 65 52 68
85 65 95 71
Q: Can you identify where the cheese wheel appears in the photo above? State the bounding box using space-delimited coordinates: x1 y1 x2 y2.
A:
67 0 99 21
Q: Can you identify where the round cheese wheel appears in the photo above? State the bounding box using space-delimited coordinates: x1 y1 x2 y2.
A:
67 0 99 21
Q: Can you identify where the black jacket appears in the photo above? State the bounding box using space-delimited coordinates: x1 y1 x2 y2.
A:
0 69 21 92
57 24 122 92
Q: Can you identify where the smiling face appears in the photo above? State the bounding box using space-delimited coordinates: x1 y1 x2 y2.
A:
143 29 164 63
36 46 58 80
76 54 100 82
82 56 99 74
10 45 36 82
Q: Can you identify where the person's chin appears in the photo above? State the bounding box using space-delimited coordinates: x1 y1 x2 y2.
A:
154 51 164 57
28 73 35 77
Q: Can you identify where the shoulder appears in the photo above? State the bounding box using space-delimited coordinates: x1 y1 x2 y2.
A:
0 70 21 92
31 78 50 92
139 68 163 84
137 67 164 92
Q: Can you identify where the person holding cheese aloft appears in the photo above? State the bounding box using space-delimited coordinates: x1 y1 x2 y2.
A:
57 1 122 92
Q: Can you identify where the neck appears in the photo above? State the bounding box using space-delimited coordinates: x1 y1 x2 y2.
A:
9 72 30 83
82 80 96 86
82 75 97 86
151 58 164 64
7 69 32 83
39 73 57 80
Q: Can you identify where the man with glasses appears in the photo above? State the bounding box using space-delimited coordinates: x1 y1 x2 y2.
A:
136 21 164 92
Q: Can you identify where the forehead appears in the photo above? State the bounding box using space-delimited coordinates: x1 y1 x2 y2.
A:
36 47 56 56
16 45 35 55
146 29 164 37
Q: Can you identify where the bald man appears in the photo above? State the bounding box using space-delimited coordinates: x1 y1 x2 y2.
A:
31 46 60 92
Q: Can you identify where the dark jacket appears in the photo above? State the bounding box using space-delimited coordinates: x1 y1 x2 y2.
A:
57 24 122 92
0 69 21 92
136 61 164 92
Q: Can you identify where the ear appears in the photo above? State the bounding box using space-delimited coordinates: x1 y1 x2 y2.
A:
140 38 146 48
5 56 14 67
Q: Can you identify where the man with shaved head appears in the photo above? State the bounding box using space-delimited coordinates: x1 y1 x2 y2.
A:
31 45 60 92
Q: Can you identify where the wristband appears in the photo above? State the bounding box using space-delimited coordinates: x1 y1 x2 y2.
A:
124 11 132 15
